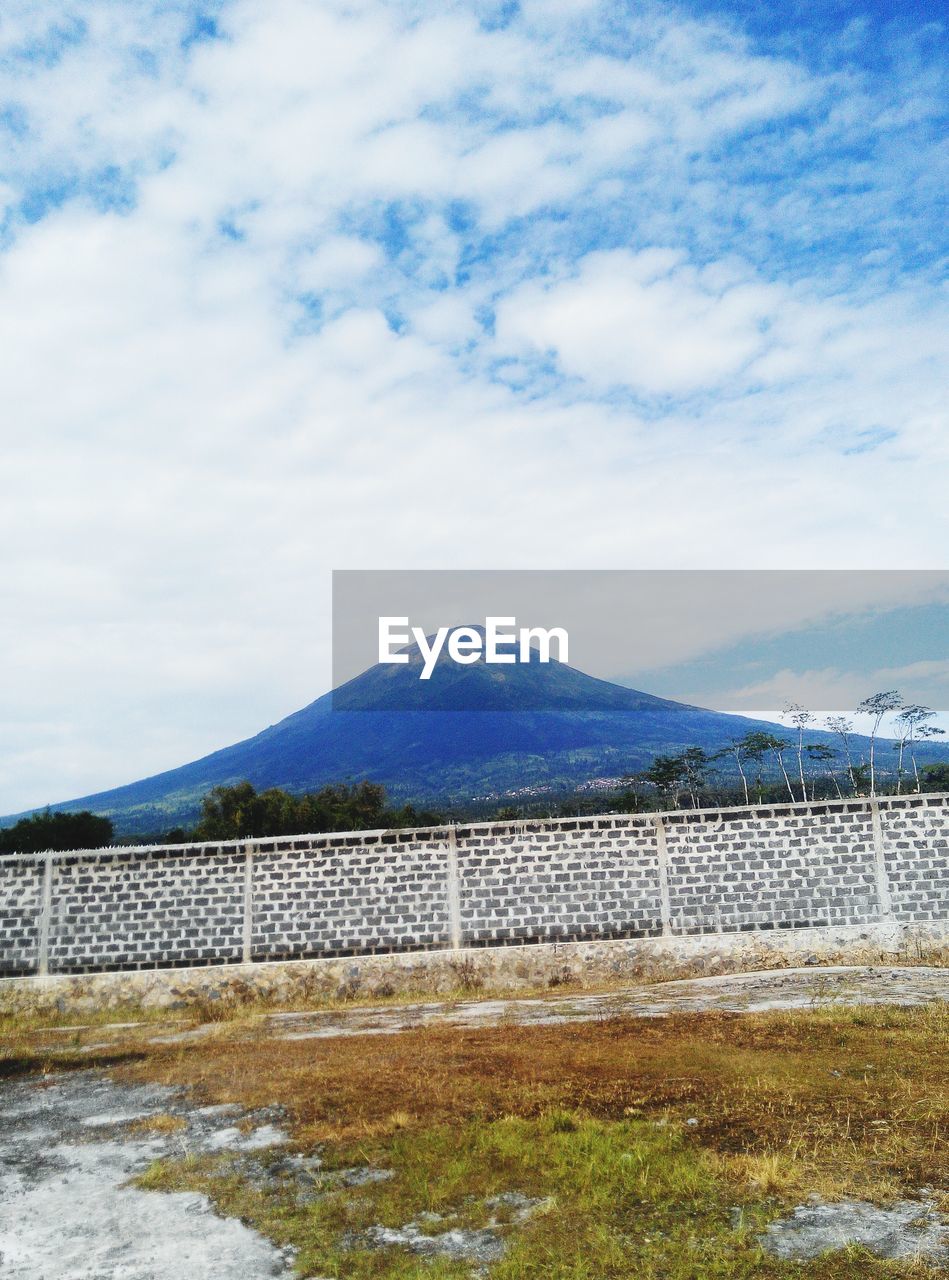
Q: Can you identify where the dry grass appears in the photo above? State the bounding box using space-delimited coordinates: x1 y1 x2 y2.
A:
3 999 947 1278
97 1003 947 1199
0 971 606 1034
129 1112 187 1136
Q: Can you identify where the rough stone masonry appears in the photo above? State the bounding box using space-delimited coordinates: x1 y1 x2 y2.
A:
0 793 947 980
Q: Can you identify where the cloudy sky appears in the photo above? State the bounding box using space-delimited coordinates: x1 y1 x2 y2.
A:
1 0 946 813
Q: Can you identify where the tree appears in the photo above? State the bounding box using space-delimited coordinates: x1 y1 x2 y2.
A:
739 731 774 801
855 691 903 797
805 743 841 799
193 780 419 841
851 762 870 795
825 716 858 795
680 747 712 808
0 809 114 855
889 704 938 794
719 738 751 804
740 731 795 800
784 702 816 801
768 735 796 801
920 762 949 792
195 781 274 840
638 755 689 809
895 706 945 792
297 781 388 832
891 709 914 794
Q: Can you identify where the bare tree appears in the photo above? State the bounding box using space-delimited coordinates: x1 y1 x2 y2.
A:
891 705 932 794
680 747 711 808
855 691 903 797
719 738 751 804
825 715 858 795
892 710 913 794
784 702 816 801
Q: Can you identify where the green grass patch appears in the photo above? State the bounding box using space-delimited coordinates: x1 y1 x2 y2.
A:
134 1111 944 1279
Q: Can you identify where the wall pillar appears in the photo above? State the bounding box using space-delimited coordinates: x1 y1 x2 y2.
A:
654 816 672 936
446 826 463 951
869 800 894 920
37 852 53 977
242 843 255 964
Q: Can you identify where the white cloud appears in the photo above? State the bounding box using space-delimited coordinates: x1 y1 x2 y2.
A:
0 0 946 812
293 236 383 291
410 292 480 346
496 248 780 394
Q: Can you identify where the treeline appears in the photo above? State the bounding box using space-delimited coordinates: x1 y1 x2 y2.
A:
0 783 441 853
632 747 949 812
0 809 114 855
185 780 443 842
632 692 947 811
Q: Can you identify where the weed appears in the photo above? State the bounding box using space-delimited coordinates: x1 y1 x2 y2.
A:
448 957 484 993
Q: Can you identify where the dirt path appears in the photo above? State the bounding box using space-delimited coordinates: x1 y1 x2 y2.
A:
143 963 949 1045
0 1071 295 1279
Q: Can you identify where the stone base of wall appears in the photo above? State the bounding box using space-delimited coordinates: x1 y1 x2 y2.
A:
3 922 947 1018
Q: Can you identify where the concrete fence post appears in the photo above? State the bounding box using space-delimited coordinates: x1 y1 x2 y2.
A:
654 816 672 936
242 843 255 964
446 826 463 952
869 800 894 920
37 851 53 977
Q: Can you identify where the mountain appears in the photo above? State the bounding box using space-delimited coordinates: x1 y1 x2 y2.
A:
4 638 945 835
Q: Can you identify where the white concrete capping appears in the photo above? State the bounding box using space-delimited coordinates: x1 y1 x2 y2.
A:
1 793 947 866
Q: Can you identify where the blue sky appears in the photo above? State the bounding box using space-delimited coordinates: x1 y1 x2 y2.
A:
0 1 946 810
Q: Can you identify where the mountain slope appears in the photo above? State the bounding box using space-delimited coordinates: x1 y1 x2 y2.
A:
5 642 944 834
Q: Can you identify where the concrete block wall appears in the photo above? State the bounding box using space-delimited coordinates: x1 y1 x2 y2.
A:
456 817 663 946
0 857 45 977
252 832 451 961
48 846 246 973
662 806 882 934
0 793 946 977
881 800 949 923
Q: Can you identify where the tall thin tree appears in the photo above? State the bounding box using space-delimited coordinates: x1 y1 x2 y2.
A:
681 747 711 808
784 702 816 801
855 691 903 797
825 715 858 795
719 738 751 804
770 735 796 801
740 732 771 802
913 718 946 791
891 705 934 794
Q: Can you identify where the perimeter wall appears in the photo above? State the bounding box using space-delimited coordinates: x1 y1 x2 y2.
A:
1 793 946 979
